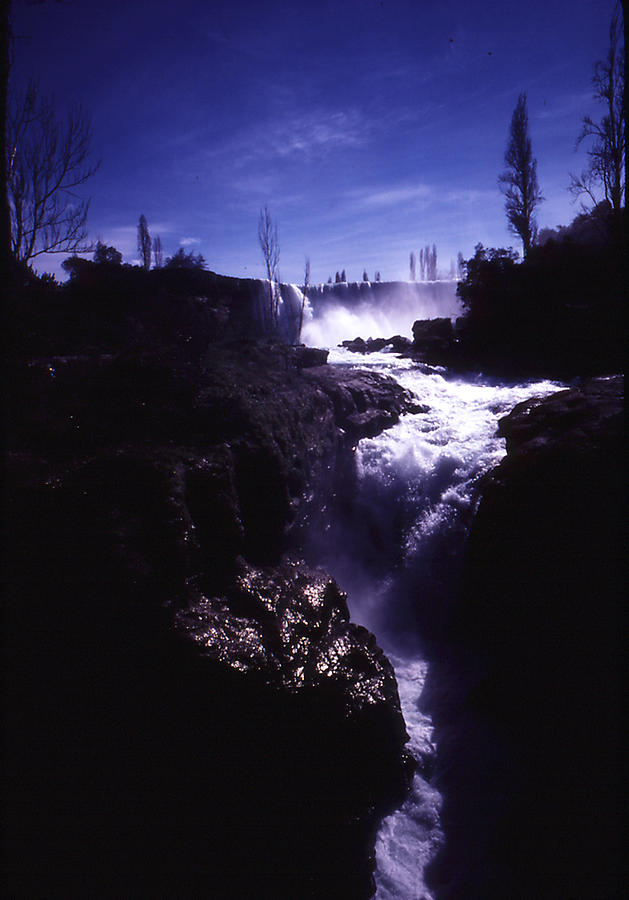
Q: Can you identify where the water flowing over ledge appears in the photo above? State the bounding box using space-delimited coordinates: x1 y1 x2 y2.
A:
299 348 563 898
300 280 462 349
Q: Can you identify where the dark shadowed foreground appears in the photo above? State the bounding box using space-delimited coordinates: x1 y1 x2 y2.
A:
3 342 416 898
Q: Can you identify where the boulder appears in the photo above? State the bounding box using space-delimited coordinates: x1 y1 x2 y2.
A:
385 334 413 354
341 336 412 355
292 344 329 368
301 364 414 440
341 336 368 353
412 317 454 343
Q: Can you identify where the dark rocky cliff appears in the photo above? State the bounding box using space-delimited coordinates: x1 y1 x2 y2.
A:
425 375 625 898
3 342 417 898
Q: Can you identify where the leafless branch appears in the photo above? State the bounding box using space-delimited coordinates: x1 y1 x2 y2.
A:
7 79 100 264
258 205 280 329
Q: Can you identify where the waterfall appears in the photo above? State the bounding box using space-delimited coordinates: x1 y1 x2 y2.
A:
301 281 462 348
246 278 459 348
298 347 562 898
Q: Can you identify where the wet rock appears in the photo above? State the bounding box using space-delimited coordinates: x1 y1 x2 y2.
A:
291 344 329 368
301 364 413 441
342 336 368 352
341 335 412 355
386 334 413 354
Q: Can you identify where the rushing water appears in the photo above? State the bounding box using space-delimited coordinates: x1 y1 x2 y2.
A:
301 347 563 899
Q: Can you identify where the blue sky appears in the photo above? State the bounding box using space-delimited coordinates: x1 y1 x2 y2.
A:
10 0 619 282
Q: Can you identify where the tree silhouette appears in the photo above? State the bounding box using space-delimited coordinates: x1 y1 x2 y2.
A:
428 244 437 280
570 10 625 219
137 214 151 270
6 79 99 264
499 92 543 256
1 2 11 272
297 256 310 344
93 240 121 265
165 247 206 269
152 235 163 268
457 251 465 279
257 205 280 329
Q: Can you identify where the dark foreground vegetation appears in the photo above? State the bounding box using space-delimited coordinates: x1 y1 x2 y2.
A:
452 216 625 377
405 207 622 379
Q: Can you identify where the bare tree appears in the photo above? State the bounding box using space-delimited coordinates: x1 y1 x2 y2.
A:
297 256 310 344
7 79 99 265
569 9 625 219
499 92 544 256
152 234 163 268
137 214 151 270
257 205 280 329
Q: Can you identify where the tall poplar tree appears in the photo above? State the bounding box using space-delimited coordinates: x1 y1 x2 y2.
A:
137 214 151 269
499 92 543 256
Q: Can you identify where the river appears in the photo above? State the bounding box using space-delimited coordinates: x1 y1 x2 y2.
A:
298 346 562 898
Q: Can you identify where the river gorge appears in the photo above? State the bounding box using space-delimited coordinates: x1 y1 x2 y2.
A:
4 274 624 898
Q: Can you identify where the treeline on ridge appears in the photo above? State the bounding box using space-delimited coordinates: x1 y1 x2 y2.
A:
454 205 625 377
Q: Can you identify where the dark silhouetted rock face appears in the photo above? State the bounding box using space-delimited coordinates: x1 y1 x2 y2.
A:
426 375 625 899
3 342 415 898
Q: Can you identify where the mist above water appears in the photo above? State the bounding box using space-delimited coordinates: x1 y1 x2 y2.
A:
300 281 462 348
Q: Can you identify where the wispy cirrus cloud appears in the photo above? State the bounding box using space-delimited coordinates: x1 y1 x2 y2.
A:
269 109 370 157
348 183 433 208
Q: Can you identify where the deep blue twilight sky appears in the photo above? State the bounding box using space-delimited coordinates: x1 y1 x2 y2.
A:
10 0 619 283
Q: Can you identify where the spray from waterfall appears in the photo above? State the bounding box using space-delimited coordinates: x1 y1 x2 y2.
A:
300 281 462 348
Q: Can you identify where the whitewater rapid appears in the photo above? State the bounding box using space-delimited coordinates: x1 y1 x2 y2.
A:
304 348 562 899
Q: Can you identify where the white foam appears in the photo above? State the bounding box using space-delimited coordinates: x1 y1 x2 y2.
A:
313 350 563 898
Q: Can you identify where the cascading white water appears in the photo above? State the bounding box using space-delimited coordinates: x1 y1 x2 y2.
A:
301 281 462 348
302 347 563 899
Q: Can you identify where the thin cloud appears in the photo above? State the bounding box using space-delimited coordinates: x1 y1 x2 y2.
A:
267 108 371 158
443 188 496 204
351 184 433 208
